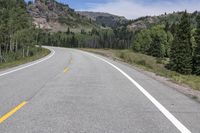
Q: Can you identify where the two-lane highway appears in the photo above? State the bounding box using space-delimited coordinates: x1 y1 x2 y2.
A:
0 47 200 133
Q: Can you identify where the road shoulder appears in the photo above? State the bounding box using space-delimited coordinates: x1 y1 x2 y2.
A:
81 48 200 103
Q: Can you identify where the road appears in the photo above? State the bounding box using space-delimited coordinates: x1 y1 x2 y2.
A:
0 46 200 133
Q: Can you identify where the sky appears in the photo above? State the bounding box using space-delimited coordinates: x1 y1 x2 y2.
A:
27 0 200 19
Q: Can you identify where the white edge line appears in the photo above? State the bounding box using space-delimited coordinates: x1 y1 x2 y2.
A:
84 51 191 133
0 47 55 77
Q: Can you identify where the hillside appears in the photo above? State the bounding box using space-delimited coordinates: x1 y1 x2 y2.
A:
77 11 128 28
27 0 98 32
127 11 199 32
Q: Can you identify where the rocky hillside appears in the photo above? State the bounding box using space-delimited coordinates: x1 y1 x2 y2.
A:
127 11 199 32
27 0 199 33
27 0 98 32
77 11 127 28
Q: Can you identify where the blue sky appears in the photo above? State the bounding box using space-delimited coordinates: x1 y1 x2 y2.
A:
26 0 200 19
53 0 178 10
56 0 109 9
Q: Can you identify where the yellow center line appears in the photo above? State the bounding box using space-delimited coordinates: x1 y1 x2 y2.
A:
0 101 27 123
63 67 69 73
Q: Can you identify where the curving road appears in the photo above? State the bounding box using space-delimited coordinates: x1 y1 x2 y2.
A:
0 47 200 133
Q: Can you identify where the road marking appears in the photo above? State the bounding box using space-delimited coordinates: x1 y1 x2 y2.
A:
64 67 69 73
0 101 27 123
85 52 191 133
0 48 55 77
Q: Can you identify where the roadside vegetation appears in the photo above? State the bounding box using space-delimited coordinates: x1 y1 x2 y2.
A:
0 0 50 69
132 11 200 75
0 47 49 70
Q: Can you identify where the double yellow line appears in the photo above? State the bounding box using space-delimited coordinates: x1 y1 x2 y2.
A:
0 101 27 123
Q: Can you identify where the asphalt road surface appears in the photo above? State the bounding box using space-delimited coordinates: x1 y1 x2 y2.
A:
0 47 200 133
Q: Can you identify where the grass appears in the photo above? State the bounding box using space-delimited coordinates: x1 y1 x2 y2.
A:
0 47 50 70
82 48 200 91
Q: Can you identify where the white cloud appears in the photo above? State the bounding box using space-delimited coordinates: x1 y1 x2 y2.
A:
81 0 200 19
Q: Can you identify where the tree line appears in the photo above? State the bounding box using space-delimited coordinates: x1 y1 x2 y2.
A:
0 0 43 63
132 11 200 75
39 27 133 49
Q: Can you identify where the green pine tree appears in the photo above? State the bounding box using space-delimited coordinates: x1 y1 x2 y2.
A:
170 23 177 36
165 21 170 32
169 11 193 74
194 14 200 75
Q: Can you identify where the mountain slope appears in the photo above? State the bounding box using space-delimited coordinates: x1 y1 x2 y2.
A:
127 11 199 32
27 0 98 32
77 11 128 28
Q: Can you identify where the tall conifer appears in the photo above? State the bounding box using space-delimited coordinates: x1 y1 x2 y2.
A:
169 11 193 74
194 14 200 75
